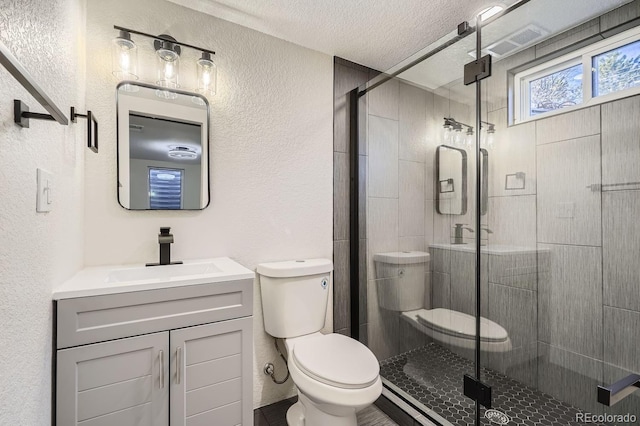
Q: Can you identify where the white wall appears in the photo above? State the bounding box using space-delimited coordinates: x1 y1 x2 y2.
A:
0 0 86 424
83 0 333 408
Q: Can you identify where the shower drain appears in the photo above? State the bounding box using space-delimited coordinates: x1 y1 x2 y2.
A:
484 409 510 424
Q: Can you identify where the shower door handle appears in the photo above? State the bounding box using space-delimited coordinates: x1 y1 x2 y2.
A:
597 374 640 406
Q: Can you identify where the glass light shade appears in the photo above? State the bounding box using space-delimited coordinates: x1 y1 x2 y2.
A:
156 45 180 93
196 53 217 96
465 131 474 146
454 128 464 145
486 131 496 147
442 126 452 143
111 32 138 80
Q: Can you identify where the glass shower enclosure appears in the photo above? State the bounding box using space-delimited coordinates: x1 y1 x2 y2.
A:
349 0 640 425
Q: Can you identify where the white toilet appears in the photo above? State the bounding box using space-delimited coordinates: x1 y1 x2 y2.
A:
257 258 382 426
374 251 511 353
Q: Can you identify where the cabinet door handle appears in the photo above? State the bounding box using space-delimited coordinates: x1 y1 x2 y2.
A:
176 347 182 384
158 350 165 389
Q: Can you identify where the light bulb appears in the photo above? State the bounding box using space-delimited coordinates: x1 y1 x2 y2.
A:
454 128 463 145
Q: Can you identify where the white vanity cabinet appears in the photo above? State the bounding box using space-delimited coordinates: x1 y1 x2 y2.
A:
54 273 253 426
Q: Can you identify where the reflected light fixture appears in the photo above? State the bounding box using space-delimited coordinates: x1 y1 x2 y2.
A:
156 173 176 180
111 30 138 81
168 146 197 159
453 122 464 145
477 4 505 22
465 127 474 146
196 52 217 96
444 117 493 148
443 118 453 143
486 123 496 146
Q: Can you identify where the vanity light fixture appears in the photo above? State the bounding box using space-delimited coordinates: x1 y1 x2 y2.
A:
168 146 197 159
112 26 217 98
111 30 138 81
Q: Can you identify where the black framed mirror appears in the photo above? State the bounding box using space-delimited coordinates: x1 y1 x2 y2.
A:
116 81 210 210
436 145 467 215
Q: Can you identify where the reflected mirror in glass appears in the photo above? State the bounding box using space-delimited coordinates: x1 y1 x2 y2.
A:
116 82 210 210
480 148 488 216
436 145 467 215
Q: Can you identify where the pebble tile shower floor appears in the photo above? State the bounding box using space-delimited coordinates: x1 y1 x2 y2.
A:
380 343 605 426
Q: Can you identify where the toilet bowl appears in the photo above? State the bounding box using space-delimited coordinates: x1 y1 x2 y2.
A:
284 333 382 426
257 259 382 426
402 308 511 352
374 251 511 353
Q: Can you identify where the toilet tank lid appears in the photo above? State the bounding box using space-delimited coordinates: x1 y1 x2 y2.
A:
257 258 333 278
373 251 430 264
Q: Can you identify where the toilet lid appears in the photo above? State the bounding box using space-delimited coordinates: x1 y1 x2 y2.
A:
416 308 508 343
292 334 379 389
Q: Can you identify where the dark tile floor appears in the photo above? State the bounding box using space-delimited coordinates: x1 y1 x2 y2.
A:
254 396 398 426
381 343 605 426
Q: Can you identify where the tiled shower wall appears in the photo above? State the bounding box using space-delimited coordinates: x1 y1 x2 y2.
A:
333 57 377 339
365 80 435 360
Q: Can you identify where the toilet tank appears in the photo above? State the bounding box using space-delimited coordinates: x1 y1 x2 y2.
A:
257 259 333 338
373 251 429 311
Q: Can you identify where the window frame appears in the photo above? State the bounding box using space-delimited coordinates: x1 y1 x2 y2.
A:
514 25 640 124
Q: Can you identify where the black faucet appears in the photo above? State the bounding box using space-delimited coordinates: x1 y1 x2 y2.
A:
146 227 183 267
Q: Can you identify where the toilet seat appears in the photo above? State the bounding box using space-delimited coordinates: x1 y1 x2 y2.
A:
292 333 379 389
415 308 508 342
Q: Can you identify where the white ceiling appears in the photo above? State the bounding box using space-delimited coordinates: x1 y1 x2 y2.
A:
167 0 520 71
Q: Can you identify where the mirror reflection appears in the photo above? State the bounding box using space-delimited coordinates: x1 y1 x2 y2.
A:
436 145 467 215
117 82 209 210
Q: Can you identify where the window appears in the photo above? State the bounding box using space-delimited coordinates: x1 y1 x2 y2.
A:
529 63 583 116
514 26 640 123
593 39 640 97
149 168 183 209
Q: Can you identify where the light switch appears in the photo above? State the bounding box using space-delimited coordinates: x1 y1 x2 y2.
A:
36 168 53 212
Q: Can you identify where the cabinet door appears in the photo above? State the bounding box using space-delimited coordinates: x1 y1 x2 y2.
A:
57 332 169 426
170 317 252 426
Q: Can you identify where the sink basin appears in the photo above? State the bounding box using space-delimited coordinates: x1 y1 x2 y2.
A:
107 262 222 283
53 257 254 300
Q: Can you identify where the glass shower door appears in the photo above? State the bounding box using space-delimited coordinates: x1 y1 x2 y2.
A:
358 23 483 426
478 1 640 425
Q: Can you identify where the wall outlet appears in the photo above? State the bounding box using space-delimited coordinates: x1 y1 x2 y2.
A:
36 168 53 212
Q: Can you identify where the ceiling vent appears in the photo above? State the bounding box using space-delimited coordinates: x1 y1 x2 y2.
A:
469 24 549 59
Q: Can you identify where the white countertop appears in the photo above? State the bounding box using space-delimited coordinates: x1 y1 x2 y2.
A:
53 257 254 300
429 243 549 256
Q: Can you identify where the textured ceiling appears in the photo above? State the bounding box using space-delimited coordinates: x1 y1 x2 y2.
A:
166 0 519 71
